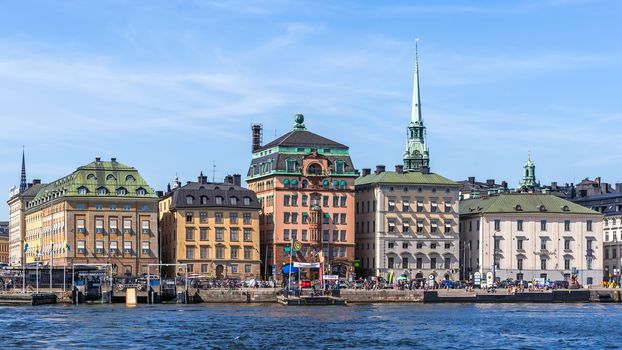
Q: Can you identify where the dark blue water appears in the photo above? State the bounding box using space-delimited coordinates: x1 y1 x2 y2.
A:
0 303 618 349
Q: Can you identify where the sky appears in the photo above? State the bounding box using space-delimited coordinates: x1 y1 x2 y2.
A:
1 0 621 219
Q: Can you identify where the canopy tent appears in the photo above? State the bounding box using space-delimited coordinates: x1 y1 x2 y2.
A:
282 264 299 274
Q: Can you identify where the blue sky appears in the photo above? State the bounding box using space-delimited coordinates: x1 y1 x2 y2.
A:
1 0 621 219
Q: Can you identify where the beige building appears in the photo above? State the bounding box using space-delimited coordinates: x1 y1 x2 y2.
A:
460 193 603 286
159 174 261 279
7 181 45 266
23 158 159 276
355 165 461 282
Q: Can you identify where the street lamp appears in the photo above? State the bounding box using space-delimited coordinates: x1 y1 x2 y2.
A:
492 231 498 284
35 250 41 293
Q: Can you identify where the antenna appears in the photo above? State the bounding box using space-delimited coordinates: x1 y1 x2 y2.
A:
212 161 216 183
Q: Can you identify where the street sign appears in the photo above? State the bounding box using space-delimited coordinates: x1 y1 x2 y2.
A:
354 259 360 268
474 272 481 286
293 241 302 251
284 246 291 253
486 272 493 286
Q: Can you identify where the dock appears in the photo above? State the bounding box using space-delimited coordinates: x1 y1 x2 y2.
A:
276 294 347 306
0 293 57 306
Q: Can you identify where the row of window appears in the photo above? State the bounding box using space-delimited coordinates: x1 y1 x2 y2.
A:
189 263 253 274
605 232 619 241
510 257 592 271
75 218 150 233
282 229 348 242
284 194 347 208
387 242 452 250
186 245 254 260
605 246 620 260
282 178 349 189
284 212 347 225
75 240 150 254
388 256 452 270
75 203 151 211
86 174 136 182
284 245 348 258
467 237 593 251
78 186 147 196
387 219 453 234
464 219 594 233
186 227 253 242
185 195 252 206
185 211 253 224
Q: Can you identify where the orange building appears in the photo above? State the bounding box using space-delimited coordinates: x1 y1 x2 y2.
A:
247 114 357 281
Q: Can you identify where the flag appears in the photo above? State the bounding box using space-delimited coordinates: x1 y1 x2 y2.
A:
63 241 70 253
23 240 28 253
318 250 325 263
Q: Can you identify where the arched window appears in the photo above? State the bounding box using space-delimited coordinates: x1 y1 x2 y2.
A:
116 187 127 195
322 180 329 189
125 175 136 181
340 180 347 189
106 174 116 181
286 159 297 173
136 188 146 196
291 179 298 187
333 180 339 188
96 187 108 195
301 180 308 189
307 163 322 175
77 186 88 195
283 179 290 188
87 174 96 181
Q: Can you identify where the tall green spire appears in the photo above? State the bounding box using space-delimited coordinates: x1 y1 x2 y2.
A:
403 38 430 173
520 151 537 189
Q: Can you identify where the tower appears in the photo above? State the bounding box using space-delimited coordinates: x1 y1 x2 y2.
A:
19 147 27 193
520 151 537 190
403 38 430 174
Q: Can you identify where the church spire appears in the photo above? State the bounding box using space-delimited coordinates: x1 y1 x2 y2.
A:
411 37 423 124
19 146 27 193
403 38 430 174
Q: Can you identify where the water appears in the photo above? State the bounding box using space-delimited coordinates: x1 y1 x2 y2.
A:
0 303 619 349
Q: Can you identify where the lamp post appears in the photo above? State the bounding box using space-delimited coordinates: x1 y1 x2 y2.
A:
35 250 41 293
492 231 498 284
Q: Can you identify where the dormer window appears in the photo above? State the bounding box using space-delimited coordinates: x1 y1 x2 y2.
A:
136 188 146 196
87 174 96 181
230 197 238 205
538 205 547 212
106 174 116 181
515 205 522 211
215 196 224 205
201 196 208 205
562 205 570 212
243 197 251 206
96 187 108 195
186 196 194 205
77 186 88 195
286 159 297 173
125 175 136 181
334 160 345 174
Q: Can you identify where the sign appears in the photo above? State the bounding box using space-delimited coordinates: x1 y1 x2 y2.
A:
271 264 276 276
486 272 493 286
293 241 302 251
323 275 339 280
428 274 435 281
354 259 360 268
283 246 291 253
474 272 482 286
293 262 320 268
78 271 106 277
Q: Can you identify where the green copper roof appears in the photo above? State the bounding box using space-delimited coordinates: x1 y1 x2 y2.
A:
29 158 156 208
460 194 599 215
355 171 457 186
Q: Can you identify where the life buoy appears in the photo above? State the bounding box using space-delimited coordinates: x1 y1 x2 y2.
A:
117 284 124 291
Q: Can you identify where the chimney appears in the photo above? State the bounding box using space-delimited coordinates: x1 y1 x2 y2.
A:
197 173 208 184
486 179 495 187
551 182 558 191
501 181 508 189
233 174 241 186
362 168 371 177
616 183 622 193
468 176 475 185
32 179 41 185
224 175 234 184
95 157 101 162
375 165 385 174
595 177 601 185
395 165 404 174
156 190 164 197
252 124 263 152
111 157 117 163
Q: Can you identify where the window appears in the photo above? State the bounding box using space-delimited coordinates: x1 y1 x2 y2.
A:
416 202 423 212
229 197 237 206
123 219 132 233
323 196 329 207
416 220 424 233
230 212 238 224
301 229 308 241
186 228 194 240
142 241 150 253
126 175 135 181
291 213 298 224
215 212 223 224
86 174 95 180
444 243 450 249
245 264 252 273
302 195 308 206
215 196 224 205
517 258 523 270
186 212 193 223
228 228 238 241
564 259 570 270
606 248 610 259
333 230 339 241
110 241 118 253
284 229 290 241
388 200 396 211
123 204 131 211
416 258 422 269
540 258 547 270
95 203 103 211
200 196 208 205
200 228 208 241
587 259 593 271
388 257 394 269
340 230 346 241
540 238 547 250
231 246 239 259
587 239 593 250
216 246 224 259
322 230 329 241
431 257 436 269
587 220 593 232
284 212 291 224
431 243 437 249
284 195 290 206
341 196 347 207
323 213 330 224
124 241 132 253
388 242 395 249
444 202 451 213
141 220 149 233
402 220 410 233
244 247 252 260
564 220 571 231
95 219 104 233
92 240 103 253
402 242 408 249
403 200 410 212
564 238 570 250
517 220 523 231
494 220 500 231
201 264 209 273
540 220 547 231
388 220 396 232
109 218 118 232
340 214 347 225
517 239 523 250
444 257 451 269
186 246 195 259
136 188 146 196
286 159 297 173
431 220 438 233
78 187 88 195
444 220 451 234
77 240 86 254
244 228 252 242
242 213 251 225
215 228 224 241
613 248 618 259
96 187 108 195
200 212 208 223
334 160 345 174
402 257 409 269
333 196 339 207
431 201 438 213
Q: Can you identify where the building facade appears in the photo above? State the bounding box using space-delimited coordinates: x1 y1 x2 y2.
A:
355 42 460 283
159 174 261 279
573 193 622 281
247 114 358 281
23 158 158 277
0 221 8 263
460 194 603 286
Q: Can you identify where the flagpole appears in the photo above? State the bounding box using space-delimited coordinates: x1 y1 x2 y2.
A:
288 240 293 292
22 242 26 293
63 242 67 294
50 242 53 292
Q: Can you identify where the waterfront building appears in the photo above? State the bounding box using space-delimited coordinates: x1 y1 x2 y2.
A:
23 157 158 276
159 174 261 279
6 150 46 266
246 114 358 281
355 41 461 282
0 221 8 263
460 193 603 286
573 193 622 281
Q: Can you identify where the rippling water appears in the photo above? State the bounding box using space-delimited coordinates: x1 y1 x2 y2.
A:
0 303 619 349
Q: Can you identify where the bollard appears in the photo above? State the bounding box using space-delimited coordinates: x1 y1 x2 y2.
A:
614 290 620 303
126 288 137 306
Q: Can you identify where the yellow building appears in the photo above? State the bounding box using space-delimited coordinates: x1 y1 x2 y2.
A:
159 174 261 279
23 158 159 276
0 221 9 264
